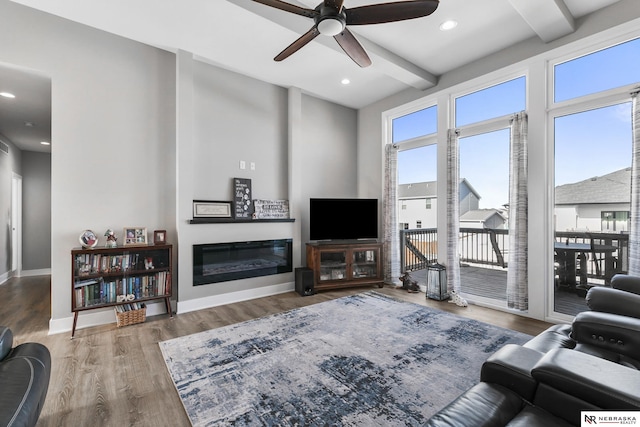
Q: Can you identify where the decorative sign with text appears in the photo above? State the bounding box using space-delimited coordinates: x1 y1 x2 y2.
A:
253 199 290 219
233 178 252 219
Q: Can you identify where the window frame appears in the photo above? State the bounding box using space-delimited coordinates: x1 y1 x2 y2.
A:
381 20 640 323
547 31 639 322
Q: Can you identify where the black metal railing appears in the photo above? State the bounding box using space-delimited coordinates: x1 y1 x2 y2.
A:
554 231 628 281
400 228 438 271
400 228 628 282
459 228 509 268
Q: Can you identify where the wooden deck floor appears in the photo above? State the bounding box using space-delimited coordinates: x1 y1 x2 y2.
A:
408 265 589 317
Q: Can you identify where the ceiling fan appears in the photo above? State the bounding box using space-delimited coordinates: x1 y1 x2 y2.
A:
252 0 440 67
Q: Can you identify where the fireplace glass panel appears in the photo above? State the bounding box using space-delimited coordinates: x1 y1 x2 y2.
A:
193 239 292 286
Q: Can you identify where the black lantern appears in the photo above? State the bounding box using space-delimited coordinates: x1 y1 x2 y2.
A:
426 263 448 301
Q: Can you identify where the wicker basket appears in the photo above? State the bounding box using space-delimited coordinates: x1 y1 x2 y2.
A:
115 305 146 327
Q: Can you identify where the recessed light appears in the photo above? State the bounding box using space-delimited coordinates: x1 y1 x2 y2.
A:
24 121 35 127
0 92 15 98
439 20 458 31
341 78 351 85
40 141 50 146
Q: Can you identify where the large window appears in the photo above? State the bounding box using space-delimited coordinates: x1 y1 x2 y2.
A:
392 105 437 143
554 104 631 189
459 129 510 211
552 36 636 318
397 145 438 231
601 211 630 232
397 145 437 185
384 25 640 321
554 37 640 103
456 77 526 127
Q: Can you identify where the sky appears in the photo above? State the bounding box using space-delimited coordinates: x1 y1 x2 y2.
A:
394 37 639 211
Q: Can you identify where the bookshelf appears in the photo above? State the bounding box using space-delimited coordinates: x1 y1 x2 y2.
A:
71 244 173 338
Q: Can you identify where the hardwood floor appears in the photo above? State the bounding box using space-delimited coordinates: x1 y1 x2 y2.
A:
2 275 552 427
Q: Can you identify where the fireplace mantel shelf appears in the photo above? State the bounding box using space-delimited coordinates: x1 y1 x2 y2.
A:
189 218 295 224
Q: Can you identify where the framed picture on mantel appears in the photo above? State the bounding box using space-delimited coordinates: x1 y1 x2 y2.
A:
193 200 232 218
233 178 252 219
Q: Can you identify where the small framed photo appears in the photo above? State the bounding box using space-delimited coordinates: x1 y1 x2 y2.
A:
193 200 233 218
154 230 167 245
123 227 148 246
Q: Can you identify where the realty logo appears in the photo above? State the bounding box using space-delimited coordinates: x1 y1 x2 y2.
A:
581 411 639 426
584 414 597 424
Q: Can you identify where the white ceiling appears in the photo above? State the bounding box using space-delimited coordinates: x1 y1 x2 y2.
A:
1 0 622 153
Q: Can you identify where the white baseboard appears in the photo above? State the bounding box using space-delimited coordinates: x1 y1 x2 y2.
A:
0 269 51 283
0 271 10 285
20 268 51 277
177 282 295 314
49 281 296 336
48 300 171 336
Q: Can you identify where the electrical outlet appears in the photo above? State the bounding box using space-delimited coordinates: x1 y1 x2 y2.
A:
239 160 246 170
250 162 256 171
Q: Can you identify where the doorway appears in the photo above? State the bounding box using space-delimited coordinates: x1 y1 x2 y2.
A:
11 173 22 276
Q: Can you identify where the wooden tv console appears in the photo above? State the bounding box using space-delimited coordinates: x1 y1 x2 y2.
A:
306 241 384 291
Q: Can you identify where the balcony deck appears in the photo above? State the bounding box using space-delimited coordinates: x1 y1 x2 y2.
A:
408 264 588 317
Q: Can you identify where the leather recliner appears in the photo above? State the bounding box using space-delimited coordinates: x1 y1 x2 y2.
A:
426 273 640 426
0 326 51 427
426 344 640 426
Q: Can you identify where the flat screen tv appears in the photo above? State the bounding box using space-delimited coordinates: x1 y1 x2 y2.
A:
309 198 378 241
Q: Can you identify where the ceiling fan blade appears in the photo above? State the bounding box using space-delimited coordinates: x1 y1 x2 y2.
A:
346 0 439 25
274 26 321 62
252 0 318 19
333 28 372 68
324 0 345 11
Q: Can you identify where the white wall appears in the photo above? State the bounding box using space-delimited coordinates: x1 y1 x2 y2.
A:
398 198 437 229
556 203 630 232
0 0 177 331
21 151 51 272
0 1 358 331
175 53 358 311
176 53 294 306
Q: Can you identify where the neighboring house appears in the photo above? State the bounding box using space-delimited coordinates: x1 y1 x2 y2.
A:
460 209 507 229
555 168 631 232
398 179 481 229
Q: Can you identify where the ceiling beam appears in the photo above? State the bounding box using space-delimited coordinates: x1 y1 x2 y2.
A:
226 0 437 90
509 0 575 43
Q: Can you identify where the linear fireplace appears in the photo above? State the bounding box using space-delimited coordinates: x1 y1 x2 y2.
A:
193 239 293 286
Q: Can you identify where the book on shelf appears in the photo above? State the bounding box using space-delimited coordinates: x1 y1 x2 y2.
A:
74 270 170 308
74 252 163 276
115 302 146 313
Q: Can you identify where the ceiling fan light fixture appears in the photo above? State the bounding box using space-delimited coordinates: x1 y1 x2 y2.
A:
317 18 345 36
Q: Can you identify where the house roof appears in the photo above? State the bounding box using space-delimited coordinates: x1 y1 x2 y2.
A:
398 179 480 200
460 209 506 222
398 181 437 199
555 168 631 205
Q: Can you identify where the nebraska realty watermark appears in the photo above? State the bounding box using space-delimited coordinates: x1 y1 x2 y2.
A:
582 412 639 426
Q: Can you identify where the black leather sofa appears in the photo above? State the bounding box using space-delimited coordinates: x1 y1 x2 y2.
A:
426 274 640 426
0 326 51 427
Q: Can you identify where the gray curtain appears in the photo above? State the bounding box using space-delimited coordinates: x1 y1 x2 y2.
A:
446 129 461 293
629 91 640 276
507 112 528 310
383 143 401 284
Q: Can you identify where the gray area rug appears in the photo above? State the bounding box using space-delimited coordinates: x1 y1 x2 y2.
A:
159 291 531 426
